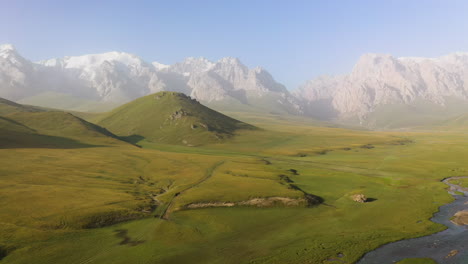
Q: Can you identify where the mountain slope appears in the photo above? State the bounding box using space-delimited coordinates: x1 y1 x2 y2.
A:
0 97 123 148
0 97 43 115
96 92 255 146
295 53 468 127
161 57 303 115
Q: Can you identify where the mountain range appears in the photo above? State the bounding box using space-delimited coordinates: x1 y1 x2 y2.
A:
0 44 301 115
4 43 468 128
295 53 468 127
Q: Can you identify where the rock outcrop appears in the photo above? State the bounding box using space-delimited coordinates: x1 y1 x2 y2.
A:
352 194 367 203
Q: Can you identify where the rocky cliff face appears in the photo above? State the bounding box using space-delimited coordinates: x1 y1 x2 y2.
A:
295 53 468 121
158 56 302 113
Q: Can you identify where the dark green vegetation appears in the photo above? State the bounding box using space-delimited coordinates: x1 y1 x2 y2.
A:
95 92 255 146
1 96 467 264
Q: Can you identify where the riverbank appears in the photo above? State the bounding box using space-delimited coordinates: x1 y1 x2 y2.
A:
357 177 468 264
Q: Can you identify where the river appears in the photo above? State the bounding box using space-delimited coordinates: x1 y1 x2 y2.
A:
357 177 468 264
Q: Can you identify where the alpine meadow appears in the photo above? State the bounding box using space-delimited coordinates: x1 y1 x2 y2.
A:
1 1 468 264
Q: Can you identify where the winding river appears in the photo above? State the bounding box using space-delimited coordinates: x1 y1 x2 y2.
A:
357 177 468 264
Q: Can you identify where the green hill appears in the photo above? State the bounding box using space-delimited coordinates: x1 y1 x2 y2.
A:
0 97 43 115
96 92 255 146
0 97 124 148
6 111 116 138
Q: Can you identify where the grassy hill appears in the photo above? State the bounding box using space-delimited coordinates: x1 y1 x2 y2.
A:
6 111 117 139
96 91 255 146
0 97 124 148
0 97 43 115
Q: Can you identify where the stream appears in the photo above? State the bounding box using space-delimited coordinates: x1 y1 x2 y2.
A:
357 177 468 264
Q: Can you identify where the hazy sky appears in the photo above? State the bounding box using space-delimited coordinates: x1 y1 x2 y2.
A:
2 0 468 89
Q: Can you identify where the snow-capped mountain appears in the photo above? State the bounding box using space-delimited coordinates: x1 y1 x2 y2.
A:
295 53 468 122
0 44 301 114
0 44 37 100
38 51 166 102
160 56 299 109
9 42 468 126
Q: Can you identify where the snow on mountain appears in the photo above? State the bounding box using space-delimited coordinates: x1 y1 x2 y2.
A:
152 61 169 70
37 51 166 102
0 44 38 100
6 43 468 122
0 44 301 114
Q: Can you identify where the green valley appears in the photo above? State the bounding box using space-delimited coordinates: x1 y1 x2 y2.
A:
0 95 465 264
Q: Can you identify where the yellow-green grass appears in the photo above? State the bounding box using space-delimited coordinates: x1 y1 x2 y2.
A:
0 111 122 149
0 97 42 115
1 112 467 263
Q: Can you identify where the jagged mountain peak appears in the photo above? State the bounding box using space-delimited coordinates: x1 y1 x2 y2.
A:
39 51 149 69
217 56 242 65
0 44 16 52
0 45 301 115
0 44 23 60
167 56 215 75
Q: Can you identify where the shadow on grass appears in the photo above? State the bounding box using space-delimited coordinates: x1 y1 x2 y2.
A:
119 134 145 145
366 198 378 202
0 132 107 149
0 245 12 261
114 229 145 246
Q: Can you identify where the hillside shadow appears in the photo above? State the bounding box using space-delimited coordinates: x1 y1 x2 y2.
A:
0 133 107 149
0 245 10 261
119 135 145 145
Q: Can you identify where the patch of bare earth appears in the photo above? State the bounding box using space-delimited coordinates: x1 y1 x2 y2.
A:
451 210 468 226
185 197 306 209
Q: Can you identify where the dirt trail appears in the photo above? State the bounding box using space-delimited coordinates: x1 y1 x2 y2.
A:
161 160 225 219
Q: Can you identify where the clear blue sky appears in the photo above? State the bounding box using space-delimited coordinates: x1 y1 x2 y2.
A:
2 0 468 89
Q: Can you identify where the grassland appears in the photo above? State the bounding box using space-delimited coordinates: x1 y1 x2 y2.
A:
1 107 467 263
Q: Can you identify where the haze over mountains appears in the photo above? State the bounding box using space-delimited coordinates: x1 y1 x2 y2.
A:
0 44 301 115
4 43 468 128
296 53 468 126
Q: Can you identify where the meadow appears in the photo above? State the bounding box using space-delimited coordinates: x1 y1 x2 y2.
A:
1 111 465 264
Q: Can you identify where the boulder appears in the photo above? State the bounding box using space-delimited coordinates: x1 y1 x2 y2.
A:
352 194 367 203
